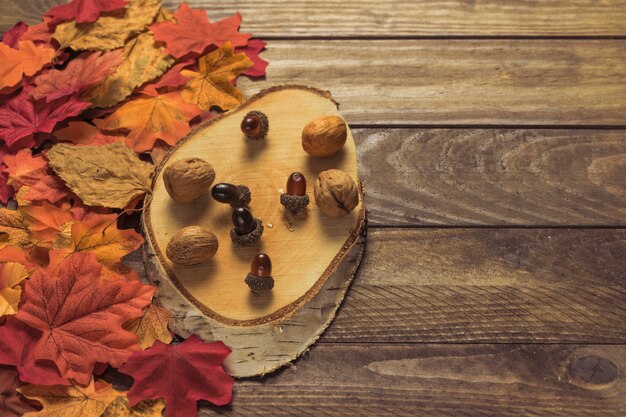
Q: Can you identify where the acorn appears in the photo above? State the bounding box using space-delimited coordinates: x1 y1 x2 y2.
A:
241 111 269 140
245 253 274 294
211 183 251 207
230 206 263 246
280 172 310 212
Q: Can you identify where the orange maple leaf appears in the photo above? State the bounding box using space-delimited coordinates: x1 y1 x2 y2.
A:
16 252 155 384
20 201 74 249
181 41 253 111
0 41 55 90
63 212 144 267
30 50 124 102
3 149 48 189
0 262 28 317
53 121 124 146
18 379 119 417
99 91 202 152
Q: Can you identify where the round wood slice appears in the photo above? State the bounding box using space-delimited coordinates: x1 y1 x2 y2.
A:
142 85 366 377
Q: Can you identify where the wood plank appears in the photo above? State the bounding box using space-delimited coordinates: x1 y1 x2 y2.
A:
355 129 626 226
125 228 626 344
4 1 626 37
321 228 626 343
196 344 626 416
238 40 626 125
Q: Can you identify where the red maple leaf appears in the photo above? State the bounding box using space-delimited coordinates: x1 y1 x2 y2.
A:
45 0 128 25
0 366 40 417
21 20 54 45
0 171 13 205
237 39 268 78
0 146 15 204
0 246 49 272
15 252 155 385
2 22 28 49
150 3 251 58
119 335 234 417
31 50 124 102
0 88 90 151
3 149 72 204
0 316 68 386
139 59 194 96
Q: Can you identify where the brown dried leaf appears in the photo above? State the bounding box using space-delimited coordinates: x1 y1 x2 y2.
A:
0 207 30 250
85 32 175 108
53 0 161 51
181 42 252 111
123 303 172 350
47 142 154 209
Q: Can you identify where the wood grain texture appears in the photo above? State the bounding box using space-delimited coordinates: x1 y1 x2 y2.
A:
0 0 63 33
194 344 626 416
238 40 626 126
322 228 626 343
4 0 626 37
127 228 626 344
355 129 626 226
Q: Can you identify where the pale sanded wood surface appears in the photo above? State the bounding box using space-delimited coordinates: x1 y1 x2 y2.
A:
238 40 626 126
143 86 366 376
355 129 626 226
146 86 363 323
4 0 626 37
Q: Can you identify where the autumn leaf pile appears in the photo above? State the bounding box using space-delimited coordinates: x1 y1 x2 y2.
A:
0 0 266 416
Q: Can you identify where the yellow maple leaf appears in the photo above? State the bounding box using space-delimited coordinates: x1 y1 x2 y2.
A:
53 0 161 51
99 91 202 152
85 32 175 108
0 41 55 90
103 396 165 417
123 304 172 350
0 262 28 316
181 41 253 111
20 379 118 417
68 213 144 267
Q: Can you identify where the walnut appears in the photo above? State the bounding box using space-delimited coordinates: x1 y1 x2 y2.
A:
301 115 347 157
166 226 219 266
313 169 359 218
163 158 215 203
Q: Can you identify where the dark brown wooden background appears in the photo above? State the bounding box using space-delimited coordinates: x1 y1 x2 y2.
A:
3 1 625 415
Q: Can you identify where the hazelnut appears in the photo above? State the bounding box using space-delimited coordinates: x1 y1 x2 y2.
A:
245 253 274 294
302 115 347 157
314 169 359 218
166 226 219 266
163 158 215 203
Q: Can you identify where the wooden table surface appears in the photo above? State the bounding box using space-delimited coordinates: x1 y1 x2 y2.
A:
4 1 626 416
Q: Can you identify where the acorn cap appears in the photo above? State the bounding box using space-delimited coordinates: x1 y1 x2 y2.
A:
230 218 264 246
245 272 274 293
280 193 310 212
236 184 251 206
243 110 269 140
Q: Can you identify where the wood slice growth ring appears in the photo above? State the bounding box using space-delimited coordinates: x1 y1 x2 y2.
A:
142 85 366 377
